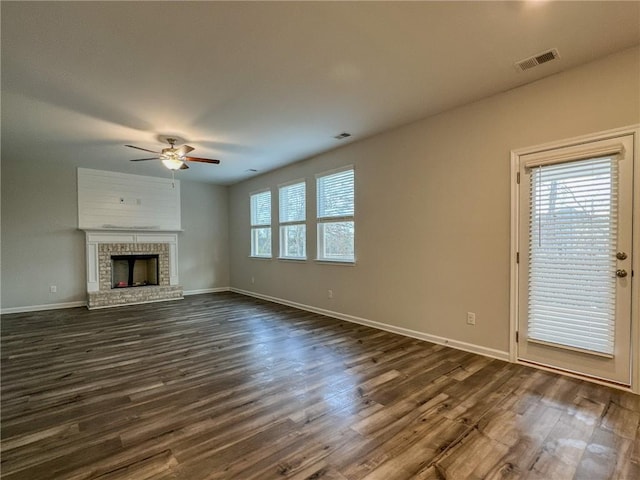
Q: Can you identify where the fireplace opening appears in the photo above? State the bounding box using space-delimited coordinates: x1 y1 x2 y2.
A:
111 254 159 288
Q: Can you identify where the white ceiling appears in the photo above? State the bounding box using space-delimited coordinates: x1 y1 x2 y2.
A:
2 1 639 185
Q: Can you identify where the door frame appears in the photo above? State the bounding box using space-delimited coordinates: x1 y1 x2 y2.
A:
510 125 640 394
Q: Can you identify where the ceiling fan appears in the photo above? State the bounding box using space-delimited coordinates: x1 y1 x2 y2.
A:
125 138 221 170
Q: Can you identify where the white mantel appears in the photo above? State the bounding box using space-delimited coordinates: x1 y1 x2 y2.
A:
84 230 179 293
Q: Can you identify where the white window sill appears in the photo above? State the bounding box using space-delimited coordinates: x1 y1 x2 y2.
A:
278 257 307 262
249 255 272 260
314 259 356 266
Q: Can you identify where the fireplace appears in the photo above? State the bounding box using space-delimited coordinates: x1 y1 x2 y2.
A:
111 254 159 288
84 231 183 309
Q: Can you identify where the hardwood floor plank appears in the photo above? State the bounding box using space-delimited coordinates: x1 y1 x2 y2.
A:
2 438 123 480
2 292 638 479
1 422 80 452
68 449 179 480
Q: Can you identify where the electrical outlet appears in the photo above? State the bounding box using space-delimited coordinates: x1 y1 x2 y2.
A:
467 312 476 325
251 277 255 284
328 289 333 299
50 285 57 293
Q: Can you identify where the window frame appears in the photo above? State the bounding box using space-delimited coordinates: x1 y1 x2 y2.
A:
315 165 355 264
278 179 307 260
249 189 272 258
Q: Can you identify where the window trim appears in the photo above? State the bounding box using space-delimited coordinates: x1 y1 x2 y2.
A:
278 179 307 260
315 165 355 263
250 188 272 258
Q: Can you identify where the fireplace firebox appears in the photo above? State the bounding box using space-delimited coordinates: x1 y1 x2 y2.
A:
111 254 159 289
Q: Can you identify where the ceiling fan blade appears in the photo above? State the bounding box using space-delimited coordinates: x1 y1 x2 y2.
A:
125 145 160 154
185 156 221 164
179 163 190 170
175 145 195 157
130 157 161 161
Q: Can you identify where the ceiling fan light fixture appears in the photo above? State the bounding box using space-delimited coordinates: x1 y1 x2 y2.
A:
126 139 220 169
162 158 184 170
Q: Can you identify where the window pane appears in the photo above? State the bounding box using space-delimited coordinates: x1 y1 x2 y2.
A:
279 182 305 223
250 191 271 226
317 169 354 218
251 227 271 257
280 224 306 258
528 157 617 355
319 221 354 261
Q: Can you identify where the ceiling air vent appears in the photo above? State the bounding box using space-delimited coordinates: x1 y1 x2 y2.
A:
515 48 560 72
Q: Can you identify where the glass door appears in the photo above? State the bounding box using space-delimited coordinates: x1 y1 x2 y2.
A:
517 134 634 385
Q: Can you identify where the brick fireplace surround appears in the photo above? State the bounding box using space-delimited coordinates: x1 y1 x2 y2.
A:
85 231 183 309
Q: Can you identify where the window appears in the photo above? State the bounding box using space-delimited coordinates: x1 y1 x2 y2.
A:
316 167 354 262
250 190 271 257
527 157 618 355
279 181 306 259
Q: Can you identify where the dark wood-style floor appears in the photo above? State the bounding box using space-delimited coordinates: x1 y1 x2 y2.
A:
1 293 638 480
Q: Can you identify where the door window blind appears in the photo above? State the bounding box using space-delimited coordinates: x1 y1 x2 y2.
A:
528 156 618 356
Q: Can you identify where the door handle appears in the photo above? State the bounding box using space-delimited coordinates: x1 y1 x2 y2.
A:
616 269 628 278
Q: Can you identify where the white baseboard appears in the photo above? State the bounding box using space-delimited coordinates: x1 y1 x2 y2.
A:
230 288 510 362
1 301 87 315
1 288 231 314
87 296 185 310
183 287 231 296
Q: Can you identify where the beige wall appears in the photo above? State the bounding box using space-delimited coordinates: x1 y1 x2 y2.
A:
1 160 230 310
228 46 640 355
1 161 86 309
179 181 230 293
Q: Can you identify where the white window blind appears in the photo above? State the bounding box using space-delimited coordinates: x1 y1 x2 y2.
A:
279 182 305 223
528 156 618 356
279 181 306 259
250 190 271 257
317 169 354 218
317 167 355 262
251 191 271 226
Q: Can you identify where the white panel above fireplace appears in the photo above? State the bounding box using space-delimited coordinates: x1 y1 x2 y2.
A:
78 168 181 231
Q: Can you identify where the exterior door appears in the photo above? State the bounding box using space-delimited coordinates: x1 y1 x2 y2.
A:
517 133 634 385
